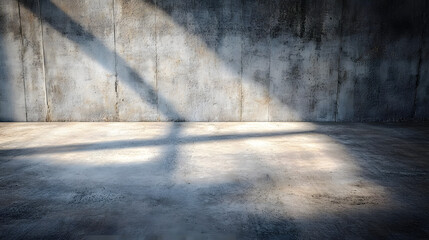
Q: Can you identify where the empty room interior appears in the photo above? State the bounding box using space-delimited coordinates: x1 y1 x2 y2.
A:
1 0 429 239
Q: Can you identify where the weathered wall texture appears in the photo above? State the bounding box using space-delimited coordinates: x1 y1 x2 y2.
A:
0 0 428 122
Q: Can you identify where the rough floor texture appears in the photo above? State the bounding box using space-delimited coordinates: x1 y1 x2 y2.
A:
1 0 428 121
0 122 428 239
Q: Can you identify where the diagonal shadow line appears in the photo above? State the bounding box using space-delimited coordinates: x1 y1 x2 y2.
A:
20 0 182 121
0 130 315 157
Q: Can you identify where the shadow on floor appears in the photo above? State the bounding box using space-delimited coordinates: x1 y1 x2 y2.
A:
0 123 428 239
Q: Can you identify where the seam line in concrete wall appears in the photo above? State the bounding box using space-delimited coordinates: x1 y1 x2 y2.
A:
334 0 345 122
39 0 49 122
112 0 119 121
17 0 28 121
413 0 427 119
267 0 273 122
239 0 243 122
155 0 160 122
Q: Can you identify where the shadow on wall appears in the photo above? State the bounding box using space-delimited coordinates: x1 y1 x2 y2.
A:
2 0 428 121
20 0 183 121
153 0 428 121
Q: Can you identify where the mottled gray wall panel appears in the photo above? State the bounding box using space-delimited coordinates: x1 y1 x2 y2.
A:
41 0 117 121
19 0 47 121
156 0 241 121
337 0 422 121
156 0 194 121
202 0 242 121
415 2 429 120
241 0 271 121
269 0 341 121
115 0 158 121
0 0 26 121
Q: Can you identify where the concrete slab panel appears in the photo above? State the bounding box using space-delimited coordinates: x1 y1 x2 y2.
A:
19 0 47 121
337 0 423 121
241 0 271 121
114 0 158 121
0 0 26 121
156 0 241 121
41 0 117 121
269 0 341 121
414 2 429 120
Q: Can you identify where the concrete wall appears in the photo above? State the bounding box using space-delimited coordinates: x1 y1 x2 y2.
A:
0 0 428 122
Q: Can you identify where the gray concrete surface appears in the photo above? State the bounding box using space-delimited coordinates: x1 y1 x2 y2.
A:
0 122 428 239
0 0 428 122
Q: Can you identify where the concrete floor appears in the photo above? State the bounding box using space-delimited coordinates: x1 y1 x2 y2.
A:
0 123 428 239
